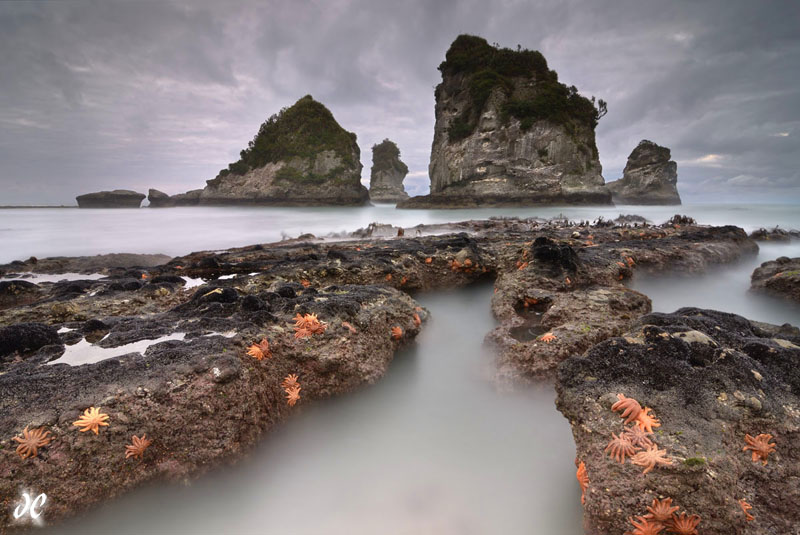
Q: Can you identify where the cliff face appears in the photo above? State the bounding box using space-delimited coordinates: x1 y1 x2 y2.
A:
399 35 610 208
368 139 409 203
186 95 366 206
606 140 681 205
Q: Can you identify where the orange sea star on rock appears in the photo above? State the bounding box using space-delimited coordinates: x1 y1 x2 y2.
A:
293 313 327 338
282 374 300 390
413 313 421 327
391 326 403 340
743 433 776 465
644 498 679 523
631 445 672 474
247 338 272 360
604 432 639 463
622 425 654 448
575 460 589 504
625 515 664 535
635 407 661 433
73 407 110 434
13 427 52 459
738 499 754 522
285 385 301 407
669 512 701 535
538 332 556 343
612 393 643 424
341 321 357 334
125 434 152 460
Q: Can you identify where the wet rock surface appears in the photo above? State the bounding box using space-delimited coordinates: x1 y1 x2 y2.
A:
556 308 800 535
0 216 763 530
751 256 800 302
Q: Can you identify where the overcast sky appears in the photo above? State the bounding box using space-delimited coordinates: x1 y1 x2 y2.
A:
1 0 798 205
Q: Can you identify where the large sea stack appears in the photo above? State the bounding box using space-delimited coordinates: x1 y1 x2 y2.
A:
399 35 610 208
606 140 681 205
171 95 367 206
76 190 146 208
368 139 409 203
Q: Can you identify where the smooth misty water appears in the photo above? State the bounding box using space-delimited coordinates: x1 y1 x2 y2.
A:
629 240 800 327
42 284 583 535
1 203 799 264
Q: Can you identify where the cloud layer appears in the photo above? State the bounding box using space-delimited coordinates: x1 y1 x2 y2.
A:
1 0 798 204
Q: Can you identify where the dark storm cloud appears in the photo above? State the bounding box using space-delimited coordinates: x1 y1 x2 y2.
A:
0 0 798 204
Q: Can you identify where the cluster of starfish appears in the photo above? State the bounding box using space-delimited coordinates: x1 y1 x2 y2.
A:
293 313 327 339
449 257 485 274
12 406 152 462
606 394 671 474
247 337 272 360
625 498 701 535
282 374 301 407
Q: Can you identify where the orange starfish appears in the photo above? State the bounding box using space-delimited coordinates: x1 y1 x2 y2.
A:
670 512 700 535
425 257 432 264
247 338 272 360
538 332 556 343
743 433 776 465
631 445 672 474
300 279 311 288
625 515 664 535
605 432 639 463
385 273 393 281
285 385 301 407
626 256 636 267
73 407 110 434
622 425 654 448
644 498 679 523
125 434 152 460
282 374 300 390
293 313 326 338
612 393 643 424
400 276 408 285
463 258 473 267
413 313 421 327
450 259 462 271
575 460 589 504
635 407 661 433
341 321 357 334
738 499 754 522
391 326 403 340
517 261 529 271
12 427 52 459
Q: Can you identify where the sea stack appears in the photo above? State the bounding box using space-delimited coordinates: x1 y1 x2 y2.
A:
399 35 610 208
193 95 367 206
368 139 409 203
606 140 681 205
76 190 146 208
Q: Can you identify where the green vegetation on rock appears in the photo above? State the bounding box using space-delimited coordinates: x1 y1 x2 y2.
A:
372 139 409 173
438 35 607 142
211 95 358 183
683 457 706 467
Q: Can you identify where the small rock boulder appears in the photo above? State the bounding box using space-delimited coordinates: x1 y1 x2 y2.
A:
0 322 61 361
751 256 800 302
76 189 146 208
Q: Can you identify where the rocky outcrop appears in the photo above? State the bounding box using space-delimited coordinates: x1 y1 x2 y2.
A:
749 227 800 242
398 35 610 208
751 256 800 302
368 139 409 203
170 95 368 206
556 308 800 535
606 140 681 205
147 188 202 207
76 190 146 208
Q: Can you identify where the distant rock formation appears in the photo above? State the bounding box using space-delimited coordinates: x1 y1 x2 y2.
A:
368 139 409 203
606 140 681 205
173 95 367 206
398 35 610 208
147 189 202 207
76 190 145 208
